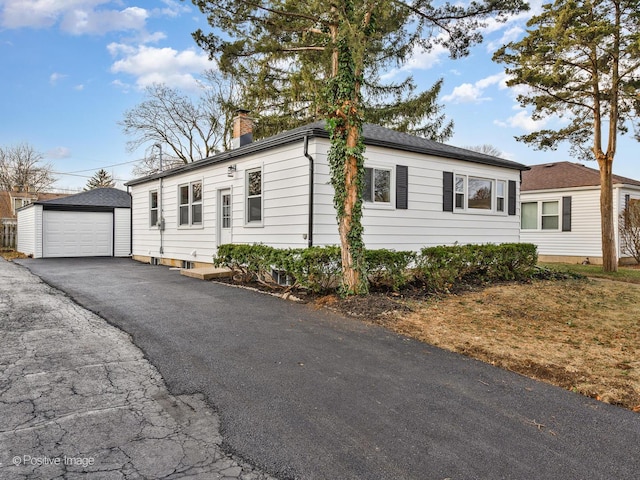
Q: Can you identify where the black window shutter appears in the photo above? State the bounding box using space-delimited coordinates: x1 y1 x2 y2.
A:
508 180 517 216
562 196 572 232
625 194 630 211
443 171 453 212
396 165 408 209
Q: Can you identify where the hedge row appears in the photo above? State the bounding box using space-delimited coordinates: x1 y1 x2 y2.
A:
214 243 538 294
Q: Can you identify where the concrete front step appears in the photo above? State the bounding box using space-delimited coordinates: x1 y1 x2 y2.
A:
180 266 233 280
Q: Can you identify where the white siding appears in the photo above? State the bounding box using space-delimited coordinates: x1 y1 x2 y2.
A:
114 208 131 257
130 138 525 263
312 140 522 251
520 188 602 258
16 204 43 258
16 204 36 256
130 142 311 264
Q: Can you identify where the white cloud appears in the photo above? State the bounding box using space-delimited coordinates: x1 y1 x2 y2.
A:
155 0 191 18
60 6 147 35
109 44 212 90
381 41 449 80
486 25 524 53
442 72 507 104
0 1 149 35
46 146 72 159
494 110 551 133
49 72 67 85
442 83 486 104
74 84 84 91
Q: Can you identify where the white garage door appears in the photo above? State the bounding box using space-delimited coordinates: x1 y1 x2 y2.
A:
43 211 113 257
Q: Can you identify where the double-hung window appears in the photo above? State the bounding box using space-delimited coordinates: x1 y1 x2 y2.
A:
521 200 559 230
246 168 262 223
178 181 203 226
364 167 392 204
496 181 506 213
150 191 158 227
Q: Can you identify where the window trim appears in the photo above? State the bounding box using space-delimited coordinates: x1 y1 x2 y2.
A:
363 164 394 209
149 190 159 228
496 180 506 213
520 199 562 231
177 180 204 228
451 173 508 215
245 167 263 226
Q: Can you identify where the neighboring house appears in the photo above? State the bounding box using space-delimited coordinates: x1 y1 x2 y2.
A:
0 189 69 223
520 161 640 265
16 188 131 258
126 114 528 268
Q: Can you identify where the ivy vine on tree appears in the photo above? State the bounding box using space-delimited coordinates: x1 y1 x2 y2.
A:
191 0 528 294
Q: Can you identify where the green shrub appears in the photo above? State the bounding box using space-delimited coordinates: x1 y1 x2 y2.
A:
364 249 416 291
214 242 538 295
214 244 275 283
274 246 342 293
416 243 538 292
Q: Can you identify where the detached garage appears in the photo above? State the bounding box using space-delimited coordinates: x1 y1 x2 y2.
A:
16 188 131 258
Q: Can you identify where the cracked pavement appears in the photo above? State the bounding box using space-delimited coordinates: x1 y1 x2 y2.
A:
0 258 274 480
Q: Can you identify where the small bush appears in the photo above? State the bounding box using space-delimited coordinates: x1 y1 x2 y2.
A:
416 243 538 292
274 246 342 293
365 249 416 291
620 202 640 263
214 244 275 283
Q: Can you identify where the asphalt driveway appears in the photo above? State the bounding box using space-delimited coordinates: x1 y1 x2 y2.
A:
17 257 640 479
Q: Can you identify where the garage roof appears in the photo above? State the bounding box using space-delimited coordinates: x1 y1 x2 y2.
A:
36 187 131 208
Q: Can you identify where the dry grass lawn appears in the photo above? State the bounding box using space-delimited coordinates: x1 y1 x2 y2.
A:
389 278 640 411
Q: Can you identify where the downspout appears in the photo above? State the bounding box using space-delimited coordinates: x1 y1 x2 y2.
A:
155 144 164 257
304 135 314 247
127 185 132 256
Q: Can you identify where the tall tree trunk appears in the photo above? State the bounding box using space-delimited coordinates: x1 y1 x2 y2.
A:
598 157 618 272
338 122 362 292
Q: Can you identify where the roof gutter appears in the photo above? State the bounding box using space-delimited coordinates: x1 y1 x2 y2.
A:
304 135 314 248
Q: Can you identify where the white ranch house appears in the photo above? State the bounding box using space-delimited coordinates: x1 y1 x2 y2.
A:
520 161 640 265
126 116 528 268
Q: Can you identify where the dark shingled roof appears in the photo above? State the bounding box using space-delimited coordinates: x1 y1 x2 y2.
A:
126 121 528 186
521 162 640 191
36 187 131 208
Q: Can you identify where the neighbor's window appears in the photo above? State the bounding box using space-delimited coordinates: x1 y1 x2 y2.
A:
541 201 559 230
496 181 506 213
364 167 391 204
150 190 158 227
468 177 492 210
521 202 538 229
178 181 203 226
246 168 262 223
521 200 559 230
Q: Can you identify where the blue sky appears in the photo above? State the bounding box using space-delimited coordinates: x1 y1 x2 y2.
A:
0 0 637 191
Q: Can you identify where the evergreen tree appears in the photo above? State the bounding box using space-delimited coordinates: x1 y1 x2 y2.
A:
191 0 529 293
494 0 640 272
85 169 115 190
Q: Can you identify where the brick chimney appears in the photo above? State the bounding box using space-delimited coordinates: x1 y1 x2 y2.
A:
232 109 253 149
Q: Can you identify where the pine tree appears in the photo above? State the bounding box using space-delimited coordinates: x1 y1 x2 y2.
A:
85 169 115 190
191 0 529 293
494 0 640 272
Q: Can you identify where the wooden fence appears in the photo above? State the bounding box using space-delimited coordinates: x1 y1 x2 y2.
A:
1 221 17 249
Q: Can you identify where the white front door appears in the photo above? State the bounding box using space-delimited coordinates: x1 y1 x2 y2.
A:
218 189 232 245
